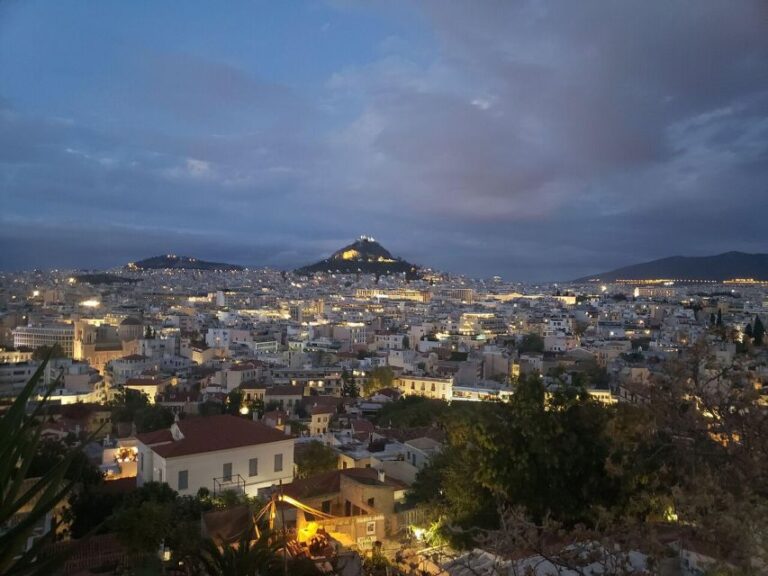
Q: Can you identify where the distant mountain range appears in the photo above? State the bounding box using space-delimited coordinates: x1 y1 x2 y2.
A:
127 255 244 271
576 251 768 282
295 236 420 277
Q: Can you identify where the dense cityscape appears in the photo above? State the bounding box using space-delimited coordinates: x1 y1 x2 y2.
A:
3 1 768 575
2 236 768 574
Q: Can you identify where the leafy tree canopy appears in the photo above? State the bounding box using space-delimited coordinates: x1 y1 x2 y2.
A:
295 441 338 479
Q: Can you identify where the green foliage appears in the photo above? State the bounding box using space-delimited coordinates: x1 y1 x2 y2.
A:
288 419 308 434
196 527 281 576
27 438 103 488
112 500 173 554
200 399 225 416
31 343 66 360
374 396 449 428
362 546 392 576
409 375 625 544
263 400 282 413
295 441 338 479
67 484 122 538
26 438 109 539
110 388 150 424
134 404 174 433
0 355 88 575
753 315 765 346
518 333 544 354
226 389 244 416
249 396 265 418
112 483 210 562
363 366 394 396
341 368 359 398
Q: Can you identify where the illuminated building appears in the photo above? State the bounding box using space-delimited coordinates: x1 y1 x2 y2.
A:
12 324 75 357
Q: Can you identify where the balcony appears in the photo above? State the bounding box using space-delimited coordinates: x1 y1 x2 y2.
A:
213 474 246 496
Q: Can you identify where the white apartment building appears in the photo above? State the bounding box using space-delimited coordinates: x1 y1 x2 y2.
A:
105 354 156 387
136 414 294 497
13 324 75 357
394 375 453 401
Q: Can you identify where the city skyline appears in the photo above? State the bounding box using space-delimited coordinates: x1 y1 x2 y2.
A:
2 1 767 280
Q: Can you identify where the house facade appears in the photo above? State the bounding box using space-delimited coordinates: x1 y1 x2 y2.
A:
136 414 294 497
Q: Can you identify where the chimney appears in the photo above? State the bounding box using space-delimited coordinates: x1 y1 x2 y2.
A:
284 423 292 436
377 469 385 483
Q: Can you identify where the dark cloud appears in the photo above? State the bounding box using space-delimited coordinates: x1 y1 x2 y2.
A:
1 1 767 280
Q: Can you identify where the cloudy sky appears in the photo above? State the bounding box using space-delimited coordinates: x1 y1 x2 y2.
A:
1 1 767 280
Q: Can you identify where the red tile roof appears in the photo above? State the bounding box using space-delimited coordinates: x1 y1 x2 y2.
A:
283 468 406 500
283 469 340 500
135 428 173 445
311 406 335 416
137 415 291 459
351 419 375 433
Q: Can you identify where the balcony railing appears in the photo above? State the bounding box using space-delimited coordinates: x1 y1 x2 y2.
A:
213 474 246 495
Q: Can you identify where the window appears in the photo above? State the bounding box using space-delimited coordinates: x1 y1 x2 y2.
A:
321 500 331 514
367 497 375 508
274 453 283 472
178 470 188 490
223 463 232 481
249 458 258 477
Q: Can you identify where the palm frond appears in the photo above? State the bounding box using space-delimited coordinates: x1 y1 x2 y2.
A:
0 352 93 574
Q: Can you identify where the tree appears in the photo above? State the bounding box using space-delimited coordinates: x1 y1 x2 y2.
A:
112 500 173 554
409 375 625 545
195 527 283 576
717 308 723 327
744 322 754 342
250 396 265 419
26 438 108 539
134 404 174 433
295 441 338 479
226 389 244 416
110 388 150 424
263 400 282 413
0 355 89 575
200 400 225 416
31 343 66 360
341 368 358 398
753 315 765 346
402 335 410 350
375 396 449 428
518 333 544 354
364 366 394 396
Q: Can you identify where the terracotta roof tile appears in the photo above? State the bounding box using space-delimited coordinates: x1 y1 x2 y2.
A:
139 415 291 459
